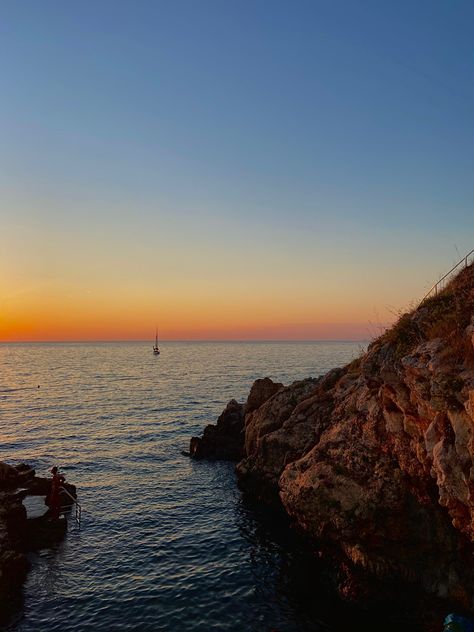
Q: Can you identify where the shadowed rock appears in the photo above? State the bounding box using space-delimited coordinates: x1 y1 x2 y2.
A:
190 399 245 460
0 462 77 623
189 378 284 461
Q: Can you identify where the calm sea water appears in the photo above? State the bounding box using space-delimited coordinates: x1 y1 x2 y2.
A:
0 341 371 632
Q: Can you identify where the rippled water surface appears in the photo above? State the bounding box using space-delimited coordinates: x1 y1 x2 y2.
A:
0 341 365 632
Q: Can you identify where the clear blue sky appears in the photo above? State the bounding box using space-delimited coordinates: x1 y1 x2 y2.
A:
1 1 473 340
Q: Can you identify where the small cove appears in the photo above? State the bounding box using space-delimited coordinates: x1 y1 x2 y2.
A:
0 340 417 632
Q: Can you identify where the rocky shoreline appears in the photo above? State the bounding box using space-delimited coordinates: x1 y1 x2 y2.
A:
0 463 76 624
189 263 474 623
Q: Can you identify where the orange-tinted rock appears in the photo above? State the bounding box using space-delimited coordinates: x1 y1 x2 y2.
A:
189 263 474 610
236 264 474 607
245 377 284 414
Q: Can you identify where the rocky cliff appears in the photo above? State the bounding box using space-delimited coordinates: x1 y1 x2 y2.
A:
191 263 474 611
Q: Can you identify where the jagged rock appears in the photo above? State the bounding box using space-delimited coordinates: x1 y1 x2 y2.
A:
0 462 20 490
245 377 284 414
0 486 29 614
14 463 35 485
189 378 285 461
190 399 245 460
238 377 323 501
0 546 29 599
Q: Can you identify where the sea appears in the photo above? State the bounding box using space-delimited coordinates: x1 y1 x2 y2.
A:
0 340 391 632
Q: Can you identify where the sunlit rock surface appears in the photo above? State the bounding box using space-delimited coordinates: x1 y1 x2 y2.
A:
196 263 474 609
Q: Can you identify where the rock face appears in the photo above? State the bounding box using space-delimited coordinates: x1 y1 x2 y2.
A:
193 263 474 610
189 378 284 461
245 377 284 414
238 371 342 502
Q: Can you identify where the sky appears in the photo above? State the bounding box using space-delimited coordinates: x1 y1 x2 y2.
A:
1 0 473 341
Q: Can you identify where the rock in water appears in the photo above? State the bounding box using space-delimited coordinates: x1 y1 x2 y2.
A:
189 378 284 461
238 372 340 501
0 462 78 623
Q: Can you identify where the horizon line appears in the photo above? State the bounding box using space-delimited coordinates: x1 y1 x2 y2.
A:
0 337 371 344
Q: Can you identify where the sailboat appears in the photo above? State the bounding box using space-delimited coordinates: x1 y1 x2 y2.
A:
153 329 160 355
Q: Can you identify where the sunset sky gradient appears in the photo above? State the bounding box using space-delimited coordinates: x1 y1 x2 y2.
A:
1 1 473 341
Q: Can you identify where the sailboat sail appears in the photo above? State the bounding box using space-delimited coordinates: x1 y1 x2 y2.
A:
153 328 160 354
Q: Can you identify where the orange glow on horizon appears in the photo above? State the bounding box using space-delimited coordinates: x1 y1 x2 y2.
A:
0 197 425 345
0 286 382 342
0 232 400 342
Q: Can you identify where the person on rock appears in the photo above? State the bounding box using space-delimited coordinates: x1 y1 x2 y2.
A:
48 466 65 520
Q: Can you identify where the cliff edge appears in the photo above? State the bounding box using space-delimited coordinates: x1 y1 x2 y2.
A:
191 262 474 609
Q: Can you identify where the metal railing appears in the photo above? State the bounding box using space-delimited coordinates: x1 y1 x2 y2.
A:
60 486 82 529
420 249 474 304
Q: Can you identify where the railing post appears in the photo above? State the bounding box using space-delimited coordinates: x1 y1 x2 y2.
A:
60 486 82 529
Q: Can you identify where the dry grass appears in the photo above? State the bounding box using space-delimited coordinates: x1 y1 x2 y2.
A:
374 263 474 362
